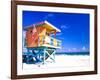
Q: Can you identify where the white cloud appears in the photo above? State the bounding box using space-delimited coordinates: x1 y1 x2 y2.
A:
23 31 26 37
45 14 54 19
73 48 77 51
60 24 70 29
82 46 86 50
56 33 63 36
68 48 71 52
47 14 54 17
61 25 67 29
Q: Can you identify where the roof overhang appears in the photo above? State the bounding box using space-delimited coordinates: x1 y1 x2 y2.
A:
44 21 61 32
24 21 61 33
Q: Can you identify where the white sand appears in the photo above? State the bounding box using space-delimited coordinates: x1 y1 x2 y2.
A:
23 55 90 69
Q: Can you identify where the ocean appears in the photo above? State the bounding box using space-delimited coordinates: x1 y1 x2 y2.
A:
56 52 90 55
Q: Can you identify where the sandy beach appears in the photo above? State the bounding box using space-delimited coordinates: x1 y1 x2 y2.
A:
23 55 90 69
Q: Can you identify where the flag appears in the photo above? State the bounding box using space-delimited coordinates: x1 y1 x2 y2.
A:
32 25 37 34
32 25 38 40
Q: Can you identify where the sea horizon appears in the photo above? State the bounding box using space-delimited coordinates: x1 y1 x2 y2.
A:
56 51 89 55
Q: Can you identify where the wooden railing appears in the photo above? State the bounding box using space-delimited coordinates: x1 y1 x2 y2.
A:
39 35 61 48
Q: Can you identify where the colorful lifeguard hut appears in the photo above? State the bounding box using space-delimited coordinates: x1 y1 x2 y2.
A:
23 21 61 64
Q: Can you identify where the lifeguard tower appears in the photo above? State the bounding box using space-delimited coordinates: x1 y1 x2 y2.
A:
23 21 61 64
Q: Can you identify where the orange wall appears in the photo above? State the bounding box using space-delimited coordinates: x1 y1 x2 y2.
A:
26 27 46 47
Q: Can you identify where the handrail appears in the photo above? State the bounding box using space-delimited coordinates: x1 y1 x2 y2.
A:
45 35 61 42
43 35 61 47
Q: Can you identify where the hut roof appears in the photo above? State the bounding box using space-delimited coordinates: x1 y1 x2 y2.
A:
24 21 61 33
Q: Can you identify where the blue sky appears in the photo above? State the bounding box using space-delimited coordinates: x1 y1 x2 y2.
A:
23 11 90 52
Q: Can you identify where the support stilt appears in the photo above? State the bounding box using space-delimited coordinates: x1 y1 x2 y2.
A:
23 47 56 64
